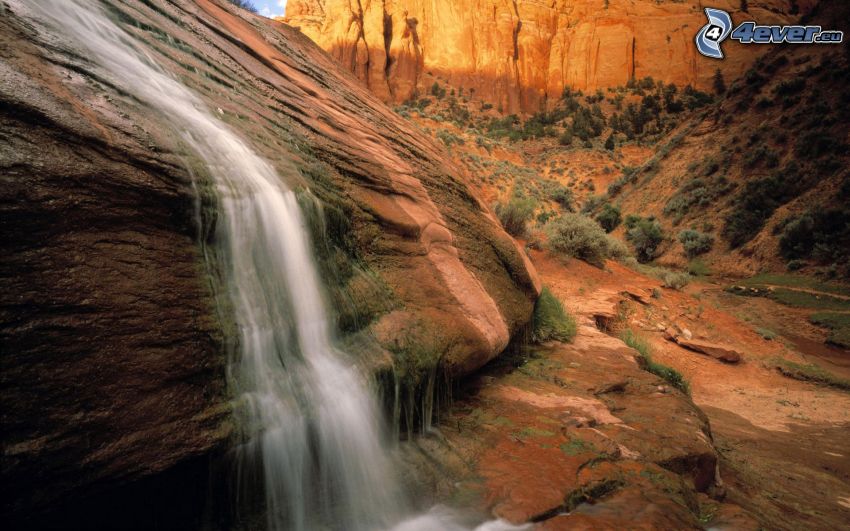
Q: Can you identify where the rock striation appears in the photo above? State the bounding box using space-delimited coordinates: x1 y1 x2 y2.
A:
284 0 815 112
0 0 538 525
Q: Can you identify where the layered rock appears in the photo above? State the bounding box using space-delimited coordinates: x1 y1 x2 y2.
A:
0 0 538 525
284 0 816 112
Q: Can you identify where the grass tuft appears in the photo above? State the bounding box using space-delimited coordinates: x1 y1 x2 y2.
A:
621 329 690 395
532 287 577 343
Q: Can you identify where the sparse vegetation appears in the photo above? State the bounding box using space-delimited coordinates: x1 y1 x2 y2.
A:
595 203 622 233
723 163 805 248
532 287 578 343
545 213 629 267
495 196 537 237
663 176 732 225
756 327 777 340
545 183 575 211
777 208 850 277
678 229 714 258
625 216 665 263
734 274 849 296
773 358 850 391
687 258 711 277
621 329 690 395
810 312 850 348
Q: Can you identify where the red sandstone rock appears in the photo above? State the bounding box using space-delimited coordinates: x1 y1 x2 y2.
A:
284 0 815 112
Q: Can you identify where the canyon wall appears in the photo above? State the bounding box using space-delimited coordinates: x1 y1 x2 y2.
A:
284 0 816 113
0 0 538 525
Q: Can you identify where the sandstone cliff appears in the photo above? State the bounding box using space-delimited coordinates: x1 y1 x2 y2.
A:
0 0 538 525
284 0 816 113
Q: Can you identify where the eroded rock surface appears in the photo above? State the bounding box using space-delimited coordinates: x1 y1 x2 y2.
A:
408 277 728 528
284 0 814 112
0 0 537 524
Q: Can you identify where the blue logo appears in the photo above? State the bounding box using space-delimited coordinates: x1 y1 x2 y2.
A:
696 8 844 60
696 8 733 59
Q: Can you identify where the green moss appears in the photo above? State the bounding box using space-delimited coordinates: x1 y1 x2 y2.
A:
514 427 557 439
532 287 577 343
737 274 849 296
810 312 850 348
621 330 690 395
687 258 711 277
560 438 595 456
773 358 850 391
768 289 850 311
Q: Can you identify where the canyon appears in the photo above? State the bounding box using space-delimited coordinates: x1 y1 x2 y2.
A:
1 0 848 529
283 0 816 112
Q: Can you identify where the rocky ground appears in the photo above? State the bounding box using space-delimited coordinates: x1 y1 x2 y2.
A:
407 250 850 529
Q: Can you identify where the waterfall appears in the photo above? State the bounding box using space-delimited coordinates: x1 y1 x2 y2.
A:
22 2 525 530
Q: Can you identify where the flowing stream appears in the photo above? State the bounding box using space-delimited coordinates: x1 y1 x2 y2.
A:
23 2 525 530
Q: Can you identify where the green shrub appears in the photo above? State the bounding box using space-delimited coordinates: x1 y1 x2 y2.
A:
436 129 464 147
624 214 641 229
678 229 714 258
532 287 578 343
621 330 690 395
545 213 629 267
430 82 446 99
723 163 804 248
595 203 622 233
687 258 711 277
626 217 665 263
778 209 850 271
495 196 536 238
547 184 575 211
663 176 731 223
559 128 574 146
756 328 777 340
581 195 607 215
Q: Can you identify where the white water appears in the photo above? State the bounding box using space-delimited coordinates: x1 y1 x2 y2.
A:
23 2 527 530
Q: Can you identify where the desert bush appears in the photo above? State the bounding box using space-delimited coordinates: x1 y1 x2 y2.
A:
558 128 574 146
663 176 731 223
688 258 711 276
581 195 607 215
495 196 537 238
532 287 577 343
595 203 622 233
430 82 447 99
661 271 691 290
545 213 628 267
678 229 714 257
546 184 575 211
626 217 665 263
436 130 464 147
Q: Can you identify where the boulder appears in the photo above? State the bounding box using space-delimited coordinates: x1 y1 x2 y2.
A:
665 334 744 363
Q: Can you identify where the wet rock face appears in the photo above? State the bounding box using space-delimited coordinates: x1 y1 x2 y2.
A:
1 0 537 523
284 0 814 113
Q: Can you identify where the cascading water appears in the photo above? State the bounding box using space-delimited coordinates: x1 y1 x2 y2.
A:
22 2 526 530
